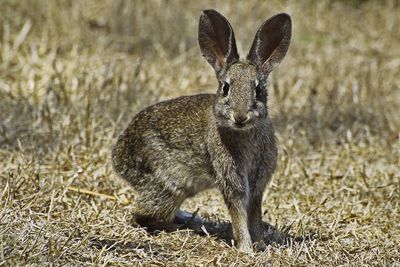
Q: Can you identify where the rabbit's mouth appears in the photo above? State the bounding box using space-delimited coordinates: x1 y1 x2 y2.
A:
234 121 247 128
229 111 259 130
231 119 255 131
216 118 254 131
215 110 258 131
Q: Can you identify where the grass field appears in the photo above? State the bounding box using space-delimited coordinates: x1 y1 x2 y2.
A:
1 0 399 265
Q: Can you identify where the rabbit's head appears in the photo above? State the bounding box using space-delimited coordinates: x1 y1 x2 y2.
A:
198 10 291 130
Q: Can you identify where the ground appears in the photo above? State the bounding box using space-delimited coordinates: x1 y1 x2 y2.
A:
0 0 399 266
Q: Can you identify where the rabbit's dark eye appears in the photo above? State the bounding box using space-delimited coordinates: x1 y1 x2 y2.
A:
222 82 230 96
255 84 262 98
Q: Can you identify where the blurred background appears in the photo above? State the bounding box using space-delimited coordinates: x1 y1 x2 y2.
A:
1 0 399 151
0 0 399 265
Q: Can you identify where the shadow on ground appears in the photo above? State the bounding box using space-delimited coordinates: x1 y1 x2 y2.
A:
89 212 316 254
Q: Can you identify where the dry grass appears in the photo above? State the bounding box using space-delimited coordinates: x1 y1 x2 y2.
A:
1 0 399 265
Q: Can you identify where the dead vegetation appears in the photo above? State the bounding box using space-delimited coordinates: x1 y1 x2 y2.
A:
0 0 399 265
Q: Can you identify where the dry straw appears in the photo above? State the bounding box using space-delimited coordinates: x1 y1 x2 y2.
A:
0 0 399 265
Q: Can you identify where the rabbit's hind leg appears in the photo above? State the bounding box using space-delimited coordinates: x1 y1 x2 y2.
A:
133 211 202 233
134 214 181 233
132 186 187 232
134 210 202 233
133 204 202 233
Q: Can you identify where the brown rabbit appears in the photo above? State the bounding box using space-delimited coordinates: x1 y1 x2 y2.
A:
112 9 292 252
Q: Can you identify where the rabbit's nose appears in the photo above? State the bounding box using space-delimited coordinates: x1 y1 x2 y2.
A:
234 114 248 124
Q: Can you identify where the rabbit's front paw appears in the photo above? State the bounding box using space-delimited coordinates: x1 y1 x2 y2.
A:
236 239 253 253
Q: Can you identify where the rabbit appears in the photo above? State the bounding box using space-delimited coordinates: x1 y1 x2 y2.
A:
112 9 291 252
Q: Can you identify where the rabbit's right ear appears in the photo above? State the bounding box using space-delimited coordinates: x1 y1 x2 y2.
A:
198 9 239 77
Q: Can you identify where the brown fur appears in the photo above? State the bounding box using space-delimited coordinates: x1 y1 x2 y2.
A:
112 9 292 252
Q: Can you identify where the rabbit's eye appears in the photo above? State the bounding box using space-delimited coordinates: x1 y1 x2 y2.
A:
255 84 262 98
222 82 230 96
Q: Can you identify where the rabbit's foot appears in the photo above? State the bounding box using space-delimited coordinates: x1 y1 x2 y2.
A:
174 209 202 226
133 214 184 233
253 240 267 252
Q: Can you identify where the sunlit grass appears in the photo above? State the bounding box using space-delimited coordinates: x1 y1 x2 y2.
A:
0 0 399 265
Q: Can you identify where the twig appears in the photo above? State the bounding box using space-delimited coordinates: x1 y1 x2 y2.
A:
67 186 119 201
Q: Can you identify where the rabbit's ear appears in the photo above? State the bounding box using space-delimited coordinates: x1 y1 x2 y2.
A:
247 13 291 74
198 9 239 76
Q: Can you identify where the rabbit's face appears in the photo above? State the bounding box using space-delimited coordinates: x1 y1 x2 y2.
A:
214 63 268 130
199 10 291 131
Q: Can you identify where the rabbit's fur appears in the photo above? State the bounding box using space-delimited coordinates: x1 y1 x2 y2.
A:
112 9 291 252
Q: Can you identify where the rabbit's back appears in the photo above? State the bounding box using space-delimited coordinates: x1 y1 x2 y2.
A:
112 93 216 197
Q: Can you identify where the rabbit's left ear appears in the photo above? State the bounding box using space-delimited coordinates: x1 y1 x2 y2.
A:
247 13 292 74
198 9 239 77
